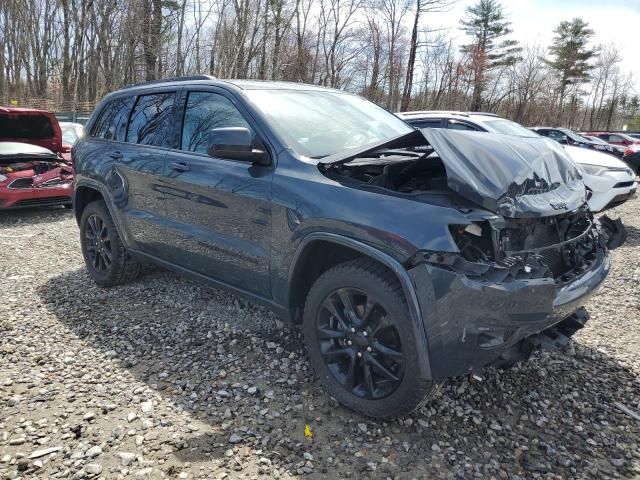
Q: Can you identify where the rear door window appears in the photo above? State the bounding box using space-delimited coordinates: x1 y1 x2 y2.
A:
447 119 481 131
91 97 134 141
180 91 253 154
126 93 176 147
409 119 443 129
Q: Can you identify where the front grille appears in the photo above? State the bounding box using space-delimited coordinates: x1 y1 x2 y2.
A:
538 248 564 277
12 196 70 208
8 177 34 189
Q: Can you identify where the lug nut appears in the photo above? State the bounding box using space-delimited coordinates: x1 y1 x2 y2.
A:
351 328 356 333
347 340 352 346
357 352 362 358
362 331 368 337
367 346 372 352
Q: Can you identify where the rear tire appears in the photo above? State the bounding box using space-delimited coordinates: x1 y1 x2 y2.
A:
80 200 141 287
303 258 432 418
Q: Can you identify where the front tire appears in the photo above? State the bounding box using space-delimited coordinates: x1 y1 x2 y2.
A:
303 259 432 418
80 200 141 287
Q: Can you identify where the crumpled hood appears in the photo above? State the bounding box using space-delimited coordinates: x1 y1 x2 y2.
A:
423 129 586 217
319 129 586 218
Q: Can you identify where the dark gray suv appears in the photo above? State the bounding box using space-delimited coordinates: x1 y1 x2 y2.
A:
72 76 621 418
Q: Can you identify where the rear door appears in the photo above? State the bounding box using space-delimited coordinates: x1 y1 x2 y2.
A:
161 88 274 296
88 91 178 256
120 91 179 256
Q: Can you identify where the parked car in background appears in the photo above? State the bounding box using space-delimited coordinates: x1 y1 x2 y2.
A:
581 133 640 174
531 127 620 155
0 107 74 209
627 133 640 140
59 121 84 146
397 112 636 212
73 77 624 418
586 131 640 147
580 135 626 158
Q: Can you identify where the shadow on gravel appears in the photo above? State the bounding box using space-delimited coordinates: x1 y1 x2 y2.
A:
37 267 640 478
622 224 640 248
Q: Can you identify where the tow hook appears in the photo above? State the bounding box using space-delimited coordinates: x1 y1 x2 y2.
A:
599 215 627 250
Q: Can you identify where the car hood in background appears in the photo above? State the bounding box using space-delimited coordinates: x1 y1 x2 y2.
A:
319 129 586 218
0 141 59 159
0 108 63 154
564 145 631 168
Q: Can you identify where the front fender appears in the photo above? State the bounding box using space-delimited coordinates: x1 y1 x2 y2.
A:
288 232 432 380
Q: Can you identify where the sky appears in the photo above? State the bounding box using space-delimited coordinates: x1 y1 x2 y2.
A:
427 0 640 91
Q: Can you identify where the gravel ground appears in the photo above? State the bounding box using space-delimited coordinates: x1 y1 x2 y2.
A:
1 199 639 480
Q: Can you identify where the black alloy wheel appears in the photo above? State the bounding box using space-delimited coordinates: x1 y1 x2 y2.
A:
84 214 113 272
80 200 141 287
316 287 404 400
303 259 432 418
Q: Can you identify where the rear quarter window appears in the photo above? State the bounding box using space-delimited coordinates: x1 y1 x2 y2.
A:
91 96 134 141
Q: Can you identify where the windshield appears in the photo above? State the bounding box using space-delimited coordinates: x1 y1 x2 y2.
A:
243 89 413 158
482 118 538 137
561 129 589 143
584 136 607 144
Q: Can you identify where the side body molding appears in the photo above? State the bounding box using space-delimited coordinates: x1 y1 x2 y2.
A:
289 232 432 380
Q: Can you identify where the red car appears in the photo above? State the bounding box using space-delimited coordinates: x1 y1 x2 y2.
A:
0 107 74 209
585 131 640 175
586 131 640 147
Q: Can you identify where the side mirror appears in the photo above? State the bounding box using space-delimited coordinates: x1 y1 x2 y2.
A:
207 127 270 166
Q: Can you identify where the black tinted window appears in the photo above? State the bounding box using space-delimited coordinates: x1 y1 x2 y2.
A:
409 119 443 129
448 120 480 131
0 114 54 140
126 93 176 147
91 97 134 141
181 92 252 154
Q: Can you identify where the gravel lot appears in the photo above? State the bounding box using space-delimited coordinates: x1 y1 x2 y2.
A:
1 199 639 480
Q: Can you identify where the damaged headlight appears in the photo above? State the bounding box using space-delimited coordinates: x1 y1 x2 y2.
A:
449 222 495 262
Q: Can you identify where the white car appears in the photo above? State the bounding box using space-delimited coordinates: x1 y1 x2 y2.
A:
397 111 637 212
563 145 636 211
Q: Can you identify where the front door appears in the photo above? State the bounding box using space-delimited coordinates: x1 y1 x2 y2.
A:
161 89 273 297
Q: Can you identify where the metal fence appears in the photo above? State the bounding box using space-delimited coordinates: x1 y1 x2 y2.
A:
4 98 96 125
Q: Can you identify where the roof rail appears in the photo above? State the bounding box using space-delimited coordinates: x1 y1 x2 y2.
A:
121 75 215 90
398 110 469 117
467 111 498 117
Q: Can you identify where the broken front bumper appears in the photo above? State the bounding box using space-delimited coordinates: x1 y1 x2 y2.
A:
408 247 610 379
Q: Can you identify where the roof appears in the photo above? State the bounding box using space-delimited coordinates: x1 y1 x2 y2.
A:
118 76 343 94
397 110 498 119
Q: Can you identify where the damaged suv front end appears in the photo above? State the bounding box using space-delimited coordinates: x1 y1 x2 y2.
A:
319 128 622 380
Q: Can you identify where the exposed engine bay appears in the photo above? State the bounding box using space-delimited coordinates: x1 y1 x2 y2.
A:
319 131 626 285
322 148 447 194
1 158 73 189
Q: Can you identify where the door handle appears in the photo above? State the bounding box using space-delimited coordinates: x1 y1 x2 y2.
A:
109 150 123 160
170 162 190 172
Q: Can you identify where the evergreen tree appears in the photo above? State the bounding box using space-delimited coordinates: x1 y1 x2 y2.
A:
544 18 597 119
460 0 521 111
